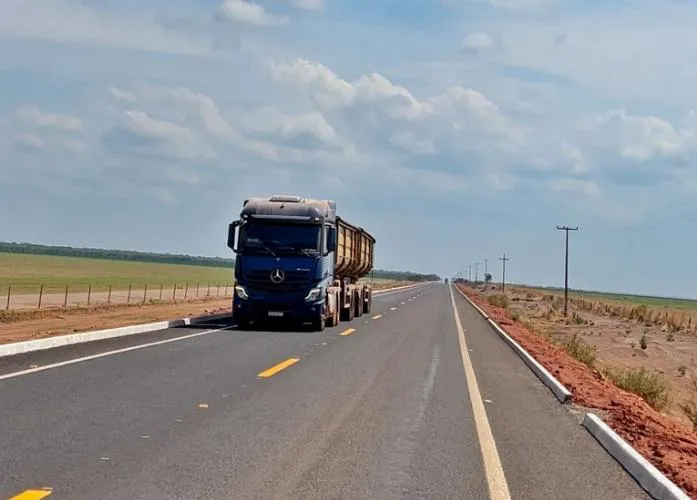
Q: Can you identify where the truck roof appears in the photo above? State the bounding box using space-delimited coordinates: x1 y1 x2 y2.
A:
241 195 337 223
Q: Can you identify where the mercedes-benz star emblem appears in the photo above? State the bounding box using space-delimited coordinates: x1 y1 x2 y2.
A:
270 269 285 283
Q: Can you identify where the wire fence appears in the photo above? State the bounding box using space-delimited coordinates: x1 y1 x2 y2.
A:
3 282 234 311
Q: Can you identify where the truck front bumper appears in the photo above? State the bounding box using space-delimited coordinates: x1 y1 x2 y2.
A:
233 297 324 323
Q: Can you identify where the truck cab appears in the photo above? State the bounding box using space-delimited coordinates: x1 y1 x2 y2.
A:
227 195 337 330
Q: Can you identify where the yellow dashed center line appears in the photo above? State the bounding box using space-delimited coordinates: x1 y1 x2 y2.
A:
258 358 300 378
340 328 356 336
372 314 383 320
10 489 52 500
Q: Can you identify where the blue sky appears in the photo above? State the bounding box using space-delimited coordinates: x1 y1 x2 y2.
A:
4 0 697 297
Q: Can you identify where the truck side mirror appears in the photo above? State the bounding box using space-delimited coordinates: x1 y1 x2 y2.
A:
326 226 337 253
227 221 241 252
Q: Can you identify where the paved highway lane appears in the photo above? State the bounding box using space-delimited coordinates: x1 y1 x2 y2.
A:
1 284 648 499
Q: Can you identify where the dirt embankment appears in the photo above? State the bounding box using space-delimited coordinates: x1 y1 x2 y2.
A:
457 284 697 498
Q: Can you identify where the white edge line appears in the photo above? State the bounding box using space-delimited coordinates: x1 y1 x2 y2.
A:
0 282 427 359
453 285 691 500
582 413 691 500
448 285 511 499
452 285 572 403
0 325 236 381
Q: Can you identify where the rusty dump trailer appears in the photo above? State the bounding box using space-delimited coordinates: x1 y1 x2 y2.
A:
227 195 376 331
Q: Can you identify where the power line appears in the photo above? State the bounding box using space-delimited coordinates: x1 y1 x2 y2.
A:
498 253 510 292
556 225 579 316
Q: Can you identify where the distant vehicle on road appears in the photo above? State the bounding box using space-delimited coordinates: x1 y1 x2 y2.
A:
227 195 376 331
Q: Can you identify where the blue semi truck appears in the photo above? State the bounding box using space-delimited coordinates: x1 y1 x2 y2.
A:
227 195 376 331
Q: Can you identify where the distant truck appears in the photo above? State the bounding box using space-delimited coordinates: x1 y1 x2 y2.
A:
227 195 376 331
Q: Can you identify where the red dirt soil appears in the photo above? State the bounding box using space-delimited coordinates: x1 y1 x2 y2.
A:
457 285 697 499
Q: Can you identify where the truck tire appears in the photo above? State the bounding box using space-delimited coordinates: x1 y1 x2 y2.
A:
326 301 338 328
354 291 363 318
341 301 354 322
313 314 326 331
363 293 372 314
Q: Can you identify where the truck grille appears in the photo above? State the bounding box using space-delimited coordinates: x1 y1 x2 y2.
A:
245 269 311 292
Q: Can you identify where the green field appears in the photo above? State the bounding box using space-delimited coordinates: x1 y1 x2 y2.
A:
0 252 235 294
522 285 697 311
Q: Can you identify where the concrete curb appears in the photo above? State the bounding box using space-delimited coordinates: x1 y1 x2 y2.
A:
0 311 232 358
453 285 572 403
453 285 691 500
582 414 691 500
0 283 422 359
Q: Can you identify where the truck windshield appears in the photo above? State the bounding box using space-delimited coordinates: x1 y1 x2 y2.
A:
242 223 321 255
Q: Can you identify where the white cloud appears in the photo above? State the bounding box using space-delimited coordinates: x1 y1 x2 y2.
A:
291 0 325 10
219 0 289 26
548 177 601 197
462 32 494 53
110 87 139 103
586 109 690 162
13 133 45 152
0 0 212 56
104 110 214 160
470 0 555 10
15 106 82 132
389 132 437 155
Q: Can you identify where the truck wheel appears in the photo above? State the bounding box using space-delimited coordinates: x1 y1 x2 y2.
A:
313 312 326 331
363 294 372 314
354 291 363 318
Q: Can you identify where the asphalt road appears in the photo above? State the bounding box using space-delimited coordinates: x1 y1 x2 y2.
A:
1 284 650 500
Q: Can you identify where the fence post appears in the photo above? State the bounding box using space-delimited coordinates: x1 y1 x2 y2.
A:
207 282 210 297
173 284 177 301
143 284 148 304
197 283 200 297
108 285 112 304
5 286 10 310
87 285 92 306
224 283 229 296
127 284 132 304
159 284 163 301
38 285 44 310
184 283 189 300
217 283 220 296
64 285 69 308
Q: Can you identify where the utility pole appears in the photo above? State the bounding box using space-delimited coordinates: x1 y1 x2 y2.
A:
499 254 510 292
484 258 489 283
475 262 479 285
556 225 579 317
468 265 472 283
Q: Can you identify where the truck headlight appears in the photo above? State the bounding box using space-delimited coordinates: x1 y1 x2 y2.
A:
304 287 322 302
235 285 249 300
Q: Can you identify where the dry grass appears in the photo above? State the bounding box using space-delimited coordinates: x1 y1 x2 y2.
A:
603 366 673 411
487 293 509 309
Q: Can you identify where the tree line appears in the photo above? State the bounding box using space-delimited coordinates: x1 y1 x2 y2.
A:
0 242 440 282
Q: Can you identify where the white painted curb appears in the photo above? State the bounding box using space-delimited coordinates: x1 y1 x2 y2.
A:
582 413 691 500
0 282 423 359
453 285 571 403
0 311 231 358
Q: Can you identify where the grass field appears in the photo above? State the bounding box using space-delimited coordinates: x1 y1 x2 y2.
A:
522 286 697 311
0 252 235 294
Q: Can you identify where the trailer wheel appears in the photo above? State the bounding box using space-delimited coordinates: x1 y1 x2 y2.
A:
313 314 326 331
354 290 363 318
363 292 372 314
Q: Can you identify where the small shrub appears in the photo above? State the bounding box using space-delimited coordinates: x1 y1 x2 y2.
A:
667 332 675 342
572 312 586 325
640 333 648 350
562 333 597 368
678 366 687 377
605 367 672 411
487 294 509 309
510 309 521 321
